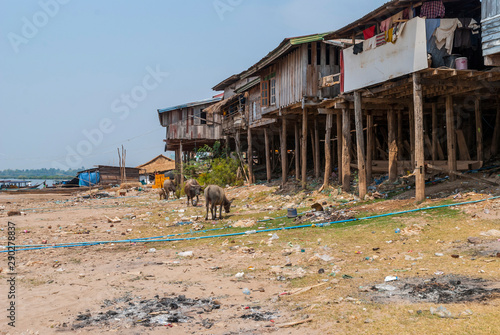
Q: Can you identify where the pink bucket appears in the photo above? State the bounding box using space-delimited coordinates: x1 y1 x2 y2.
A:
455 57 468 70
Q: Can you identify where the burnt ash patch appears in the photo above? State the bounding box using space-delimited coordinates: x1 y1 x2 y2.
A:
369 275 500 304
72 294 220 330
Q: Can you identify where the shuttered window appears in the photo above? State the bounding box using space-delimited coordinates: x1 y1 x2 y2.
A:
261 80 269 106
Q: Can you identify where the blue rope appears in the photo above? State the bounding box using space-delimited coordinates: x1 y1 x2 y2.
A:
2 196 498 253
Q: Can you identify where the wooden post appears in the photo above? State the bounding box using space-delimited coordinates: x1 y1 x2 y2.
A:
354 91 367 199
409 105 415 168
337 112 342 178
179 141 184 190
342 108 351 192
314 117 320 179
247 126 253 184
295 122 300 181
446 95 457 181
491 99 500 157
301 108 308 189
413 73 425 202
367 112 374 183
397 110 403 161
475 97 483 162
265 128 271 183
388 106 398 182
281 118 287 186
431 103 438 162
321 113 333 190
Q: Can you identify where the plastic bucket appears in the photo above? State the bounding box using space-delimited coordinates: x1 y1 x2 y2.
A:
455 57 468 70
287 208 298 218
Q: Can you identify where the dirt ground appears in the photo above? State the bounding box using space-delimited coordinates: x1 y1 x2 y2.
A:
0 178 499 334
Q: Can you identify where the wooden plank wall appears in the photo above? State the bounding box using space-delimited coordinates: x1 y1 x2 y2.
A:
164 103 223 142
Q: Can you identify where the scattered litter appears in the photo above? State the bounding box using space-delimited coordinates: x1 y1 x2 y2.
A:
178 251 193 257
385 276 398 282
235 272 245 278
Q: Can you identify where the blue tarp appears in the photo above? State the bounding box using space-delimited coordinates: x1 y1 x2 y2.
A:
78 172 100 187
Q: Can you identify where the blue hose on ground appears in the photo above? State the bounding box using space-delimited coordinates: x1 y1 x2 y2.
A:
2 196 498 253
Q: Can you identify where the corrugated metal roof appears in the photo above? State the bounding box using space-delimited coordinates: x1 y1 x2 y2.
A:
157 97 222 114
290 32 330 45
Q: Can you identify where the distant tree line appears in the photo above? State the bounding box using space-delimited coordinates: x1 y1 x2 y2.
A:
0 168 82 180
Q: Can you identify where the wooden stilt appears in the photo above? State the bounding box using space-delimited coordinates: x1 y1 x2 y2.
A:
301 108 308 189
446 95 457 181
409 105 415 168
265 128 271 183
491 99 500 157
321 113 333 191
342 108 351 192
179 141 184 191
247 126 253 185
314 117 320 179
431 103 438 162
310 129 315 174
337 112 342 178
366 112 373 183
354 92 367 199
397 110 404 161
388 106 398 182
281 118 287 186
413 73 425 202
475 97 483 162
295 122 300 181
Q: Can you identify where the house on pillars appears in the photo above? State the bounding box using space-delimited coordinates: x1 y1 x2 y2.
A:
213 32 345 187
319 0 500 201
157 95 224 184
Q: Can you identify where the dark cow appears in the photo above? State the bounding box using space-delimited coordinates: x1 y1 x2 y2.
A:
161 179 177 200
204 185 232 220
184 179 201 206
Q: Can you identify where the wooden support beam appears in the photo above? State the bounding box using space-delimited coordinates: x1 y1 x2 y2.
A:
397 110 404 161
320 113 333 191
456 129 471 161
265 128 271 183
491 98 500 157
475 97 483 162
337 112 343 178
314 117 320 179
446 95 457 181
366 113 374 183
281 118 288 187
295 122 300 181
179 141 184 191
409 104 415 168
342 108 351 192
431 103 438 162
248 126 254 185
388 107 398 182
354 91 367 199
413 73 425 202
301 108 308 189
427 164 499 186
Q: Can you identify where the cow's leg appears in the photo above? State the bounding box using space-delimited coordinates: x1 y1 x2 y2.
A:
211 204 216 220
205 201 209 220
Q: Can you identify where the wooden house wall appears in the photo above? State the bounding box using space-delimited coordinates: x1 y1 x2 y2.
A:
248 84 275 128
270 42 340 109
162 103 223 142
482 0 500 58
97 166 141 185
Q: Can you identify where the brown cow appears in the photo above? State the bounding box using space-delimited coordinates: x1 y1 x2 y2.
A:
204 185 232 220
161 179 177 200
184 179 202 206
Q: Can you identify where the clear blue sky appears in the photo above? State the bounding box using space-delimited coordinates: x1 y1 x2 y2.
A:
0 0 386 170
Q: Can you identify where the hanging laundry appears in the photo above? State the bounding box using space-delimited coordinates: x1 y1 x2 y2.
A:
392 22 407 43
376 33 386 47
363 26 376 39
469 18 480 34
380 17 392 32
403 8 410 20
385 28 394 43
425 19 441 52
353 42 364 55
363 36 376 51
454 18 472 49
420 1 445 19
434 18 462 54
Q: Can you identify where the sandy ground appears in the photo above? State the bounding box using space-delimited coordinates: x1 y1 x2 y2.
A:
0 179 499 334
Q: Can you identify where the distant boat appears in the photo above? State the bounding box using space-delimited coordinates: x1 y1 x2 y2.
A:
0 180 42 190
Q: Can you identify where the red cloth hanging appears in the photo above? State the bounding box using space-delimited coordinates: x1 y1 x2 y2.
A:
363 26 376 39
